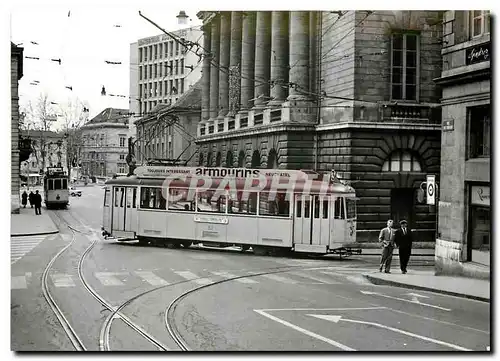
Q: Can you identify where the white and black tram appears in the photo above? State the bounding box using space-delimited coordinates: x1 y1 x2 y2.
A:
43 166 69 209
102 166 360 256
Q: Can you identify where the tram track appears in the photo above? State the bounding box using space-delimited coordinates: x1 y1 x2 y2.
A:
47 209 378 351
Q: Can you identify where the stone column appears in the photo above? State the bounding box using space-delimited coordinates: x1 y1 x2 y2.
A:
253 11 272 108
201 25 211 121
209 16 220 119
227 11 242 116
268 11 289 106
218 12 231 118
240 12 256 111
309 11 317 98
287 11 310 100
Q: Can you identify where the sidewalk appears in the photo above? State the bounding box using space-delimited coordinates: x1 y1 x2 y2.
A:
364 269 490 302
11 207 59 237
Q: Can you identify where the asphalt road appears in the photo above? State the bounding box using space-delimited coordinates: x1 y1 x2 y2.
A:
11 184 491 352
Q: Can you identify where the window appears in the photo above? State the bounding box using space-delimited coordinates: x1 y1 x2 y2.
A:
139 66 142 80
180 59 184 74
48 179 54 190
144 66 147 80
258 192 290 217
382 150 423 172
176 41 179 55
170 41 173 56
175 60 179 75
159 62 162 78
114 188 120 207
140 187 166 209
104 189 110 207
170 60 174 75
180 78 184 94
165 42 168 57
227 192 257 215
119 154 125 160
62 179 68 190
139 48 143 62
346 198 357 219
159 43 162 58
322 198 329 219
118 163 126 174
149 65 153 79
391 33 419 101
471 11 490 38
334 197 345 219
54 179 62 190
197 190 227 213
468 105 491 158
154 64 157 78
159 81 162 96
168 188 194 211
119 136 126 147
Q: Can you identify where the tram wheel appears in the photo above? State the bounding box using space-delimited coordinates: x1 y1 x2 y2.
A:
181 242 192 248
241 245 250 252
137 237 149 246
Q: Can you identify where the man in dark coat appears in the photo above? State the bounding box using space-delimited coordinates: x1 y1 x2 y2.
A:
29 191 35 208
34 190 42 215
395 219 413 274
21 191 28 208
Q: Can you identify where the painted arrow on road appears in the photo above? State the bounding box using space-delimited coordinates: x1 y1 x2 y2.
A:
307 314 471 351
360 290 451 311
406 293 430 303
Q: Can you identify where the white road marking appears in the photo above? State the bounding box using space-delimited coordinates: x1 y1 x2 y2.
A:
211 271 258 284
259 274 297 284
255 310 355 351
308 314 471 351
360 290 451 311
10 235 47 264
174 271 213 285
134 271 169 286
11 276 27 289
259 307 387 312
50 274 76 287
94 272 127 286
286 271 342 284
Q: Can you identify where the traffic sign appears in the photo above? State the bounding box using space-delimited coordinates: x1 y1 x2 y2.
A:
426 175 436 205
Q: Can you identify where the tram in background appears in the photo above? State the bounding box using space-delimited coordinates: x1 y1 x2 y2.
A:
43 166 69 209
102 166 360 257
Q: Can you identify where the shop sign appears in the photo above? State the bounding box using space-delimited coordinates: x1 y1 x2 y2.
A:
465 42 490 66
471 185 490 206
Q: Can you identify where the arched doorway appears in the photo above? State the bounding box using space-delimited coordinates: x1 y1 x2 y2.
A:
215 152 222 167
238 151 246 168
226 151 234 168
267 148 277 169
251 150 261 168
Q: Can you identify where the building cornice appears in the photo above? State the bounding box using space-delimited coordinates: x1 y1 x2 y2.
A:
316 121 442 132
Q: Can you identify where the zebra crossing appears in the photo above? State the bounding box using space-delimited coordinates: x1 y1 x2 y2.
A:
11 235 49 265
11 267 376 290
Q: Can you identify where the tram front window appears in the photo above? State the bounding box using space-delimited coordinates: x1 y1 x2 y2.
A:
54 179 62 190
346 198 357 219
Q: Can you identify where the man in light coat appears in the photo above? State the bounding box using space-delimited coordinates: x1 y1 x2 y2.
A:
378 219 395 273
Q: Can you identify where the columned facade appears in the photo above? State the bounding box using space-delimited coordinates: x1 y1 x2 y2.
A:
240 12 256 111
209 17 220 120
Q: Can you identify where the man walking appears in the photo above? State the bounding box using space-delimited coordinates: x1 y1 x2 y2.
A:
395 220 413 274
378 219 395 273
34 190 42 215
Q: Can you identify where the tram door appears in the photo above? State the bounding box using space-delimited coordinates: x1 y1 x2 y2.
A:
124 187 138 232
112 187 126 231
293 194 330 249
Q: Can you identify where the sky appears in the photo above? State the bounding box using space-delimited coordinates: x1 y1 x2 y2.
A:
8 1 204 128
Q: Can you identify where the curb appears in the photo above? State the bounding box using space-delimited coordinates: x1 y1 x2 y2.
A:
364 274 490 303
11 230 59 237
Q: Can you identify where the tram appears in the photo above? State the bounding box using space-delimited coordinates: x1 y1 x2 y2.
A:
43 166 69 209
102 166 360 257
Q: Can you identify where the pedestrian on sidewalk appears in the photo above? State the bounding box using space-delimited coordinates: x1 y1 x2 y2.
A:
378 219 395 273
21 191 28 208
34 190 42 215
395 220 413 274
29 191 35 208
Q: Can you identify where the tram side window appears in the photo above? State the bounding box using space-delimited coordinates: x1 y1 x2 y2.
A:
334 197 345 219
323 198 329 219
258 192 290 217
296 200 302 218
132 188 137 208
304 200 311 218
120 188 125 207
168 188 194 211
114 188 120 207
346 198 357 219
227 192 257 215
314 196 320 219
48 180 54 190
104 189 110 207
197 190 226 213
141 187 166 209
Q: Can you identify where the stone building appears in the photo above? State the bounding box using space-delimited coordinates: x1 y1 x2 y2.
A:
434 10 490 278
196 10 443 245
11 42 24 213
80 108 131 178
135 79 201 165
20 130 67 186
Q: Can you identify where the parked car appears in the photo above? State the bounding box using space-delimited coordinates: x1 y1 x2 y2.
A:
69 187 82 197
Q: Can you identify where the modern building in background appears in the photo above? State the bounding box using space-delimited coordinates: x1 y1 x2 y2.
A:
135 79 201 164
196 10 443 245
11 42 24 213
129 25 203 119
20 130 67 186
80 108 131 178
434 10 490 278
